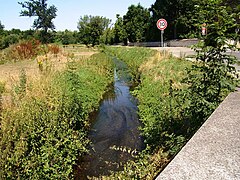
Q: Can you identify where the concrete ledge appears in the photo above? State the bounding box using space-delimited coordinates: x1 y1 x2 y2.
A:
114 39 199 47
156 90 240 180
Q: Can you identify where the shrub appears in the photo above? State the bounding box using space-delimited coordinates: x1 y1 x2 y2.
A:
0 34 20 50
47 44 61 55
1 39 41 62
0 81 5 114
0 51 113 179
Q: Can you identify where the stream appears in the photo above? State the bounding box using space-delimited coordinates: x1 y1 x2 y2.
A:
79 58 143 179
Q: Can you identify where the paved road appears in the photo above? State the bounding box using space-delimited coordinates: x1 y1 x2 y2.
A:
154 47 240 59
152 47 240 72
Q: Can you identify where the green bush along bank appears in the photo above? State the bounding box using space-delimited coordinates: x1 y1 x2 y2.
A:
101 46 191 179
103 46 237 179
105 46 155 82
0 52 113 179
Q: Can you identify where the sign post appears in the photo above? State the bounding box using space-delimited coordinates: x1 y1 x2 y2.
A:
161 30 164 47
157 19 167 47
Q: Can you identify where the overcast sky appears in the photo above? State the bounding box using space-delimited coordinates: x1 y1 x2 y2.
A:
0 0 155 31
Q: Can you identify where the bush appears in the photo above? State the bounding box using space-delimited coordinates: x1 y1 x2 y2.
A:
0 52 113 179
0 34 20 50
102 47 192 178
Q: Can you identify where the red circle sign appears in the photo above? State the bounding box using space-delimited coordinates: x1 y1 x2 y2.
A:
157 19 167 30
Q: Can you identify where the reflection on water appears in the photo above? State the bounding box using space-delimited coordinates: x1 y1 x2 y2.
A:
79 58 143 179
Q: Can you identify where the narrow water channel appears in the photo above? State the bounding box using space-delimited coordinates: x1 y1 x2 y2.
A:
79 58 143 179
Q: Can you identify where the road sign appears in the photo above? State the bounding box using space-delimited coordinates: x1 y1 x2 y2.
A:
157 19 167 31
157 19 167 47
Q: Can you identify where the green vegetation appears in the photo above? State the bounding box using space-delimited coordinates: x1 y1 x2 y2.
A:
1 0 238 48
123 4 150 43
106 46 155 81
0 0 239 179
102 41 237 178
77 15 111 47
0 51 113 179
101 47 191 179
179 0 239 136
100 3 239 178
19 0 57 43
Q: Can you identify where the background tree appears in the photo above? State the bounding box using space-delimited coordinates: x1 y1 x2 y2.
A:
0 21 4 32
19 0 57 43
123 4 150 42
77 15 111 47
148 0 197 41
54 30 78 45
180 0 239 136
113 14 127 44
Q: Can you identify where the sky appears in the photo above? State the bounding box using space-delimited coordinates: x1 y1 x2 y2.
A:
0 0 155 31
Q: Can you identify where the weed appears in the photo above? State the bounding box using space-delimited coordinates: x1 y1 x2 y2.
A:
0 82 5 114
0 51 114 179
13 69 27 98
103 46 191 178
47 44 61 55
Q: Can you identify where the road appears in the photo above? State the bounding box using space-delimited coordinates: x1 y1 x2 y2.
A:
152 47 240 72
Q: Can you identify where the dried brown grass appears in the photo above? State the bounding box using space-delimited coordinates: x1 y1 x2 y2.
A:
0 45 96 108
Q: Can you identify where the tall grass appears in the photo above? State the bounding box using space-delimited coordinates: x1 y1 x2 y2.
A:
0 39 61 63
0 51 113 179
105 46 155 82
102 46 192 179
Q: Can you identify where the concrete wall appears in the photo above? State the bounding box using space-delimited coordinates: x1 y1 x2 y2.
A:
155 89 240 180
123 39 199 47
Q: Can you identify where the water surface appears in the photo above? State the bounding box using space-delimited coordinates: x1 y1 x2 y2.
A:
79 58 143 178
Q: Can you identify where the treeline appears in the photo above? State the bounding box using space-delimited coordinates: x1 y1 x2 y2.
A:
1 0 239 49
0 27 80 50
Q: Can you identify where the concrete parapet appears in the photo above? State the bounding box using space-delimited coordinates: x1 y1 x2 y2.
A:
123 39 199 47
156 90 240 180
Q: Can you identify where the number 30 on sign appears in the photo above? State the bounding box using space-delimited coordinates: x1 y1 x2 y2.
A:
157 19 167 31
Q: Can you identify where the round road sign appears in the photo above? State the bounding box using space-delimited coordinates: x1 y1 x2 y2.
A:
157 19 167 30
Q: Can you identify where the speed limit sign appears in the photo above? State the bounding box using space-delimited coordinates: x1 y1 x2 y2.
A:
157 19 167 30
156 18 167 47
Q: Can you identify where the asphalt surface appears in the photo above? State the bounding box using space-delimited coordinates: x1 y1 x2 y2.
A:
153 47 240 72
154 47 240 59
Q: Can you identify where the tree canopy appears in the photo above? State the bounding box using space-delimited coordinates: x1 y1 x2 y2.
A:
77 15 111 47
123 4 150 43
0 21 4 31
19 0 57 43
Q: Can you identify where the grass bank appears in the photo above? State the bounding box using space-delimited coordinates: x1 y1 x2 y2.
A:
103 46 237 179
0 48 113 179
102 46 193 179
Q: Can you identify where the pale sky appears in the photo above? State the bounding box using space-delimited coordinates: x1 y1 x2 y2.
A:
0 0 155 31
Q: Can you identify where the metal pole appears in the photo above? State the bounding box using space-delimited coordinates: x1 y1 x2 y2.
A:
161 30 164 47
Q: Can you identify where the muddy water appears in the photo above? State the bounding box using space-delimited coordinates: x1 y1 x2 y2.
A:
79 58 143 179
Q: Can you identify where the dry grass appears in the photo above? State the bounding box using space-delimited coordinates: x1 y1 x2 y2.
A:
139 50 171 71
0 45 97 108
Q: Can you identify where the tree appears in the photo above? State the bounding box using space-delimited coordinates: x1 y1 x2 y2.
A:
180 0 239 136
113 14 127 44
54 30 78 45
123 4 150 42
19 0 57 43
77 15 111 47
0 21 4 31
149 0 197 40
